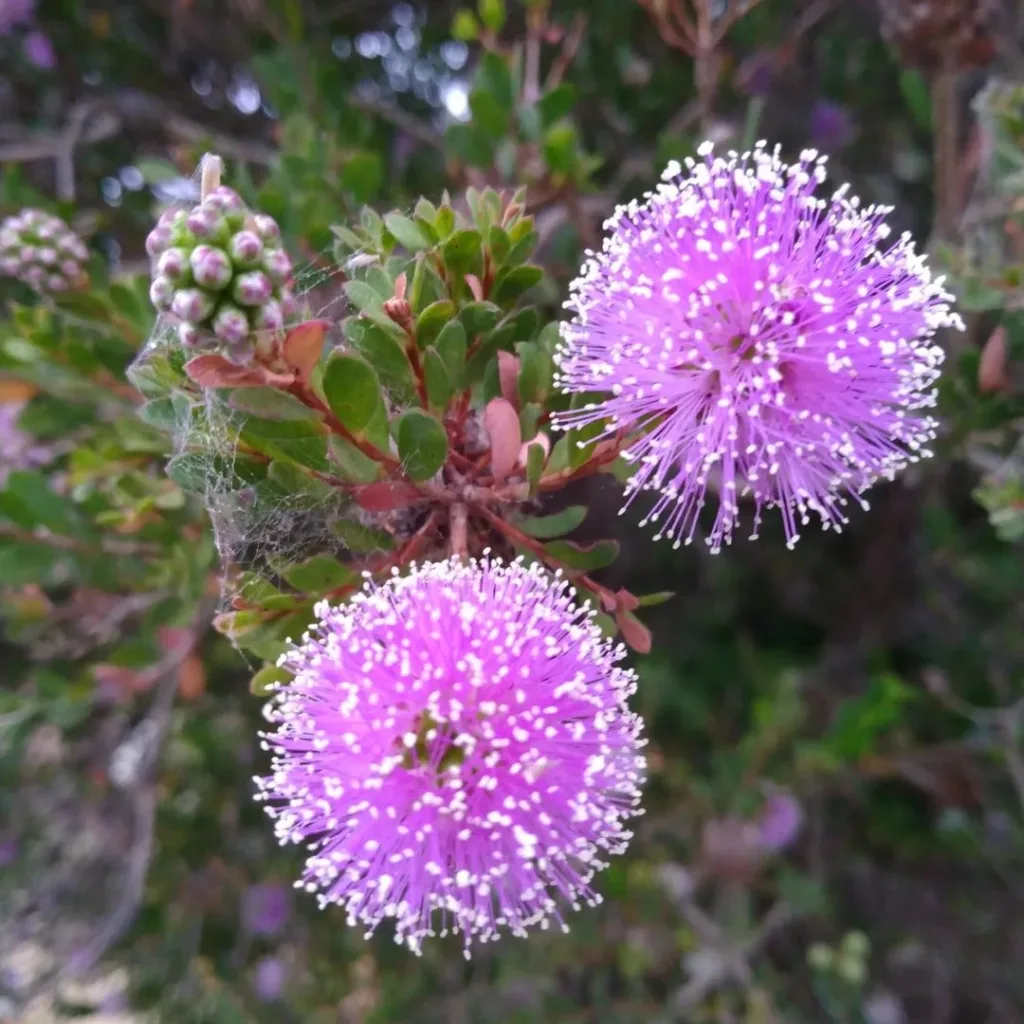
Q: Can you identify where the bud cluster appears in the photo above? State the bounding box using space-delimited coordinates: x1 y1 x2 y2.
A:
145 186 296 361
0 209 89 293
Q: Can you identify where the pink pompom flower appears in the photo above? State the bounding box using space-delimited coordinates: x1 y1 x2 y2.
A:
554 141 963 551
255 555 646 957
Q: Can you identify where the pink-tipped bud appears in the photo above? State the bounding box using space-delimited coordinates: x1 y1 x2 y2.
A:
158 207 187 229
177 322 204 348
253 299 284 332
171 287 215 324
230 230 264 267
233 270 273 307
213 304 251 345
0 256 19 276
190 245 233 289
59 235 88 261
37 221 58 241
157 247 190 283
19 246 39 264
188 207 226 242
47 274 68 291
24 266 46 289
251 213 281 243
38 247 58 266
280 291 298 318
149 275 176 311
261 248 292 284
205 186 244 213
145 225 172 257
60 259 81 280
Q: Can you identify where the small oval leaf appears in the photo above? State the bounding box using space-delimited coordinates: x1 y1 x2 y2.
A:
396 409 449 480
322 352 383 434
516 505 588 539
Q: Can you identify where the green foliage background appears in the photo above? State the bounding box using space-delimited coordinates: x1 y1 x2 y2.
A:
1 0 1024 1021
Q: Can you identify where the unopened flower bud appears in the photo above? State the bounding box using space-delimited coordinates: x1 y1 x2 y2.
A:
157 247 190 283
178 322 204 348
225 338 257 365
47 274 67 291
252 213 280 242
171 288 215 324
190 245 233 289
384 296 412 328
38 247 57 266
150 276 176 311
213 304 251 345
253 299 284 332
230 230 264 267
186 206 220 240
262 248 292 284
145 225 172 257
233 270 273 307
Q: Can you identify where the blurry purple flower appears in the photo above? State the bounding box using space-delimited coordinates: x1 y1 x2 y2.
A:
0 402 52 485
256 555 646 957
555 142 962 551
738 53 774 97
757 790 803 851
0 0 33 35
810 100 857 150
0 837 16 867
252 957 287 1002
22 30 55 70
243 882 292 938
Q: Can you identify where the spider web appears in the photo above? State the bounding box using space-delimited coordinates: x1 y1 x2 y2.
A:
127 171 394 632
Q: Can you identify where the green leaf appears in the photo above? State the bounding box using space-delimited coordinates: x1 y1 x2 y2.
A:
344 279 383 312
525 442 546 495
137 398 180 433
423 348 453 412
280 554 359 595
516 505 587 539
238 417 331 473
542 538 619 571
415 300 457 347
227 388 321 421
250 664 293 697
459 301 502 337
487 225 511 265
443 230 483 272
543 121 580 174
266 459 337 504
51 291 113 323
899 70 932 133
635 591 675 607
0 472 91 538
384 212 433 252
436 205 456 238
434 320 467 387
445 123 494 167
340 151 383 203
470 88 511 139
328 435 382 484
332 519 394 554
492 264 544 305
452 8 480 40
476 51 514 112
478 0 506 32
537 83 577 125
347 319 416 401
396 409 449 480
322 352 384 434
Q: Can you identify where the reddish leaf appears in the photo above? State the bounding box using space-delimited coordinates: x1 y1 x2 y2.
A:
353 480 423 512
614 588 640 612
498 352 521 409
184 354 294 389
464 273 485 302
484 397 522 484
978 326 1009 394
615 607 652 654
281 319 329 382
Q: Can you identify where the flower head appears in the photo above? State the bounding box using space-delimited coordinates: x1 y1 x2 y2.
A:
256 555 645 957
145 186 295 358
555 142 962 551
0 209 87 293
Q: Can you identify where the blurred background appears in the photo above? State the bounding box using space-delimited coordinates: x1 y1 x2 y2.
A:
2 0 1024 1020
